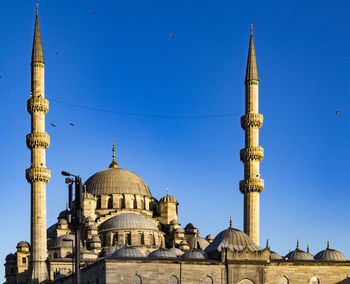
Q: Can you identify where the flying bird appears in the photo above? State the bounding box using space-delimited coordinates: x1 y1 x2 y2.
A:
8 89 12 94
336 111 340 114
170 35 175 39
50 123 56 127
90 11 96 15
69 123 75 126
56 51 59 55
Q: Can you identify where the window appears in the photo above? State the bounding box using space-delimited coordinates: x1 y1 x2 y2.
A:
131 275 142 284
309 276 319 284
125 233 131 245
168 275 179 284
22 257 26 263
108 195 113 209
237 279 254 284
203 276 213 284
96 196 101 209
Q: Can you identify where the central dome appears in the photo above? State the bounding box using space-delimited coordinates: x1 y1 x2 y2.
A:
84 168 151 196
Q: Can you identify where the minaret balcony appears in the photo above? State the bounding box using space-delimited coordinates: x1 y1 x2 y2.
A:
26 132 50 149
240 146 264 163
241 113 263 130
26 167 51 184
27 95 49 114
239 178 264 193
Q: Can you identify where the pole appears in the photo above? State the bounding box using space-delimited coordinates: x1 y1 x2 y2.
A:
74 176 82 284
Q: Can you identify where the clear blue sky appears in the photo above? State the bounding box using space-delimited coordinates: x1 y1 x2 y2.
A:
1 0 350 281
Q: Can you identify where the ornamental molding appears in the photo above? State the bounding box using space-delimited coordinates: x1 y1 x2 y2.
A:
239 178 264 193
26 167 51 183
26 132 50 149
27 96 49 114
240 146 264 163
241 113 263 130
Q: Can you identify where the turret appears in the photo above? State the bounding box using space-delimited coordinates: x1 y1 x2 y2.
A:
158 188 178 229
25 4 50 282
239 25 264 245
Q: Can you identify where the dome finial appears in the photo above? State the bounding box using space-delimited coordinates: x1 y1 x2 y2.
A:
166 187 169 195
327 240 330 249
307 244 310 253
109 141 119 168
266 238 269 248
229 216 232 228
296 239 300 249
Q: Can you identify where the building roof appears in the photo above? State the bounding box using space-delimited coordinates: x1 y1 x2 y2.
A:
99 213 158 232
31 3 44 64
180 249 208 260
314 241 346 261
285 241 313 261
84 168 151 196
245 24 258 82
148 248 177 259
205 226 261 259
51 234 76 249
109 246 144 259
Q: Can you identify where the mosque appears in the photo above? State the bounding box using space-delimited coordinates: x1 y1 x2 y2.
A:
4 6 350 284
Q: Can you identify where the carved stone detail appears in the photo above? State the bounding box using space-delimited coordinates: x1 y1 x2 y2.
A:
27 96 49 114
240 146 264 162
26 132 50 149
26 167 51 183
239 178 264 193
241 113 263 130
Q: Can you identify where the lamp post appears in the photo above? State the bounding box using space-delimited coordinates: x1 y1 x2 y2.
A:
61 171 83 284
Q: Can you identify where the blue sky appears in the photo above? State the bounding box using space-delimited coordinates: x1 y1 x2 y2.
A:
1 0 350 281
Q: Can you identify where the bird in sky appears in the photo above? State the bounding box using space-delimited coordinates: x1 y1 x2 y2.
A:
69 123 75 126
8 90 11 94
50 123 56 127
0 75 2 78
170 35 175 39
336 111 340 114
56 51 59 55
90 11 96 15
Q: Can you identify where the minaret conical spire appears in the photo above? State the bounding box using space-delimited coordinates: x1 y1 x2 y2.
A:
31 2 44 64
245 24 258 82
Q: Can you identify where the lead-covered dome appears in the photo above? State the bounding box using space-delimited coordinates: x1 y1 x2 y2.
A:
285 241 313 261
84 168 151 196
314 241 346 261
110 246 144 259
148 248 177 259
181 249 208 260
99 213 158 233
205 226 261 259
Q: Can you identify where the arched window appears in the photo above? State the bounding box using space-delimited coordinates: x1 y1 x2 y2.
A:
125 233 131 245
141 233 145 245
53 252 58 258
108 195 113 209
96 196 101 209
113 233 118 245
279 276 289 284
309 276 319 284
168 275 179 284
131 275 142 284
237 279 254 284
203 276 213 284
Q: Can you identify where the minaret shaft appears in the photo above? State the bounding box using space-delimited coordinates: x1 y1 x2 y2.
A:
240 27 264 245
26 7 50 283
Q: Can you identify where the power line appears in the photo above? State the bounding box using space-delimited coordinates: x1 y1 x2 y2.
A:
48 98 239 119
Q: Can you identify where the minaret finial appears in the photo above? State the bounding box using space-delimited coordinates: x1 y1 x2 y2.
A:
297 239 300 249
36 2 39 16
109 141 119 168
229 216 232 228
250 23 253 36
327 240 330 249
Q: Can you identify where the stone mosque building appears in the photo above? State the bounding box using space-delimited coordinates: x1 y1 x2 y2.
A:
4 6 350 284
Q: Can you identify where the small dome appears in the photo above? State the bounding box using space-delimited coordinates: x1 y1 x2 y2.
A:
86 216 95 223
180 240 188 245
170 220 178 225
51 234 76 249
6 253 16 260
91 235 101 243
174 228 184 233
58 218 67 225
159 190 177 203
180 249 208 260
99 213 158 232
188 237 210 250
205 226 261 259
285 242 313 261
58 209 70 219
205 235 214 242
314 242 346 261
84 168 151 197
148 248 177 259
271 251 284 260
47 223 57 239
110 246 144 259
185 223 196 230
82 191 94 199
17 241 30 248
169 247 184 257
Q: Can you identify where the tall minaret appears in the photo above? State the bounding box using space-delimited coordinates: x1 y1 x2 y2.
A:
239 25 264 245
25 4 50 283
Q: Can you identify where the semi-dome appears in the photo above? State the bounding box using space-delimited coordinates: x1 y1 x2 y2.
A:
110 246 144 259
205 226 261 259
99 213 158 233
314 241 346 261
180 249 208 260
188 237 210 250
84 167 151 197
148 248 177 259
285 241 313 261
